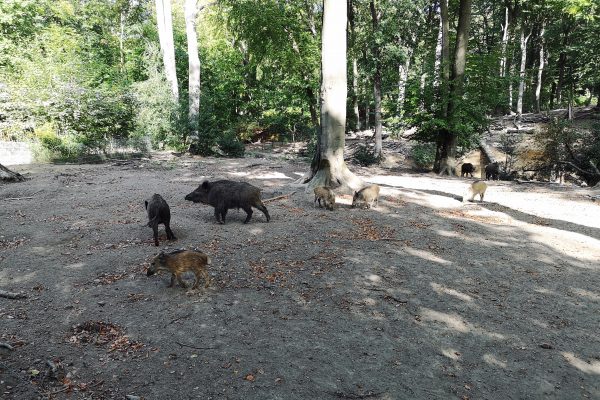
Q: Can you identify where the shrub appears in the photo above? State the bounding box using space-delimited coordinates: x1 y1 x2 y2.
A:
411 143 436 170
217 131 245 157
352 144 379 166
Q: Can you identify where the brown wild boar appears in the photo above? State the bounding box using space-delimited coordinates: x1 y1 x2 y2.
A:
145 194 176 246
147 249 211 289
184 180 270 224
461 163 475 177
314 186 336 210
463 180 487 202
352 184 380 209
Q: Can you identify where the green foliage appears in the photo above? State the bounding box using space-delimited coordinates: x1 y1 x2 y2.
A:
411 143 437 170
217 131 245 158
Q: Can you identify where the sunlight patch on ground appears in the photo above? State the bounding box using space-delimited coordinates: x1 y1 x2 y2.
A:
252 172 293 180
524 227 600 265
7 270 37 284
249 228 264 235
562 352 600 375
403 247 451 265
483 353 507 368
64 262 86 270
228 171 250 178
441 348 461 360
431 282 473 302
367 274 382 283
420 307 506 339
570 287 600 301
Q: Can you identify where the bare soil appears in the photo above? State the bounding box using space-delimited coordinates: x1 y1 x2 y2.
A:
1 151 599 400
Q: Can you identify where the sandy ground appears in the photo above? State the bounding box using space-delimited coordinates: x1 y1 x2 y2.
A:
1 152 599 400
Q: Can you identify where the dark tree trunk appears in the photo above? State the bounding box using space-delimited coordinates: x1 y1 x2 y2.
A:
370 0 382 159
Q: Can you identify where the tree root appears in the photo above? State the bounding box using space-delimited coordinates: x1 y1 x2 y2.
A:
264 191 297 203
0 290 27 299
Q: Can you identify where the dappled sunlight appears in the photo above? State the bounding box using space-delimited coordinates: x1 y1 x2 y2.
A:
483 353 507 368
229 171 250 178
249 227 265 235
6 270 37 284
524 227 600 265
570 287 600 301
253 172 293 180
403 247 451 265
430 282 473 302
367 274 382 284
420 307 506 340
64 262 86 271
562 352 600 375
441 347 461 360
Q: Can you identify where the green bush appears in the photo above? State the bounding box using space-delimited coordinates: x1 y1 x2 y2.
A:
411 143 436 170
217 131 245 157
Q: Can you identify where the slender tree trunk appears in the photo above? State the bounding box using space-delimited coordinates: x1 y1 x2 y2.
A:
185 0 200 141
155 0 179 100
302 0 360 191
119 9 125 74
535 22 545 113
516 26 531 116
352 58 360 131
440 0 450 118
508 56 515 113
397 53 410 115
370 0 382 159
433 10 443 90
499 6 509 77
439 0 472 176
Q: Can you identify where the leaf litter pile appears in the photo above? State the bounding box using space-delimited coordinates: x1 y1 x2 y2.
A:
68 321 143 355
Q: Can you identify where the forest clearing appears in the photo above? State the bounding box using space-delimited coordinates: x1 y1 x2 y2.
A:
1 153 599 399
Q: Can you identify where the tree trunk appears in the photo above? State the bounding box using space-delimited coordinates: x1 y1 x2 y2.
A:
535 22 545 113
370 0 382 159
439 0 472 176
499 5 509 77
440 0 450 118
352 58 360 131
302 0 361 191
516 26 531 116
155 0 179 100
0 164 26 182
397 53 410 116
185 0 201 141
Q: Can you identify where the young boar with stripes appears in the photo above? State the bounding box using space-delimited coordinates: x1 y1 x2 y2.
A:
352 184 380 209
147 249 211 289
313 186 336 210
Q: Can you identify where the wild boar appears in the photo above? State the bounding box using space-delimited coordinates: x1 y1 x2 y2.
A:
352 184 380 209
184 180 270 224
463 180 487 203
461 163 475 177
147 249 211 289
145 194 176 246
485 162 500 180
314 186 336 210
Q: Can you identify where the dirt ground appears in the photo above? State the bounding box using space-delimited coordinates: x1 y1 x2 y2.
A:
1 151 599 400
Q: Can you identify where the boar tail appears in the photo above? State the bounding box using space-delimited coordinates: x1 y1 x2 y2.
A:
147 216 158 228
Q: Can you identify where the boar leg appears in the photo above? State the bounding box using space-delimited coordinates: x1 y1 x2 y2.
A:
220 208 228 224
169 274 176 287
214 208 224 224
242 206 253 223
152 222 159 246
201 269 210 288
479 192 484 202
314 195 318 207
177 274 187 288
165 224 176 240
256 204 270 222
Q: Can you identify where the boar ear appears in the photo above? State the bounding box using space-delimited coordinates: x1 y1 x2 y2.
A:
201 181 210 189
144 200 148 209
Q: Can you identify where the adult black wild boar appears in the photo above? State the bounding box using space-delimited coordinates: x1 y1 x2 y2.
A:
461 163 475 177
485 162 500 180
185 180 270 224
145 194 176 246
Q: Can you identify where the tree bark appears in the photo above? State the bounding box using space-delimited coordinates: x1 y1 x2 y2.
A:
155 0 179 100
185 0 201 141
535 22 545 113
438 0 472 176
499 5 509 77
0 163 26 182
397 53 410 116
352 58 361 131
302 0 361 191
370 0 382 159
516 25 531 116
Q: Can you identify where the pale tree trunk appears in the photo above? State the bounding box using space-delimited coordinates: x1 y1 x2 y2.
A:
535 22 545 113
516 25 531 116
370 0 382 159
155 0 179 100
353 58 360 131
508 57 515 112
185 0 200 141
433 12 443 90
434 0 449 172
0 163 25 182
397 53 410 115
302 0 361 191
119 9 125 74
439 0 471 176
499 6 509 77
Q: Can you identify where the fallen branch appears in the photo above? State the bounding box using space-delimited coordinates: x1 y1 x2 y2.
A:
330 390 386 399
175 341 216 351
0 290 27 299
2 189 42 201
264 191 297 203
0 342 14 350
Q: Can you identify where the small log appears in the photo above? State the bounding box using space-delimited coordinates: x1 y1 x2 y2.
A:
263 191 297 203
0 163 26 182
0 290 27 299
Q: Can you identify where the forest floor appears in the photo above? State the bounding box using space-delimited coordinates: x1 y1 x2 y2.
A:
1 148 600 400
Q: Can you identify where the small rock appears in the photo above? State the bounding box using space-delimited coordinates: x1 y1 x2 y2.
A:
540 343 554 349
97 301 106 307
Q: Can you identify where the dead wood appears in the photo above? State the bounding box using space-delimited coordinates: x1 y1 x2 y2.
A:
0 342 14 350
263 191 297 203
0 289 27 299
0 163 26 182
